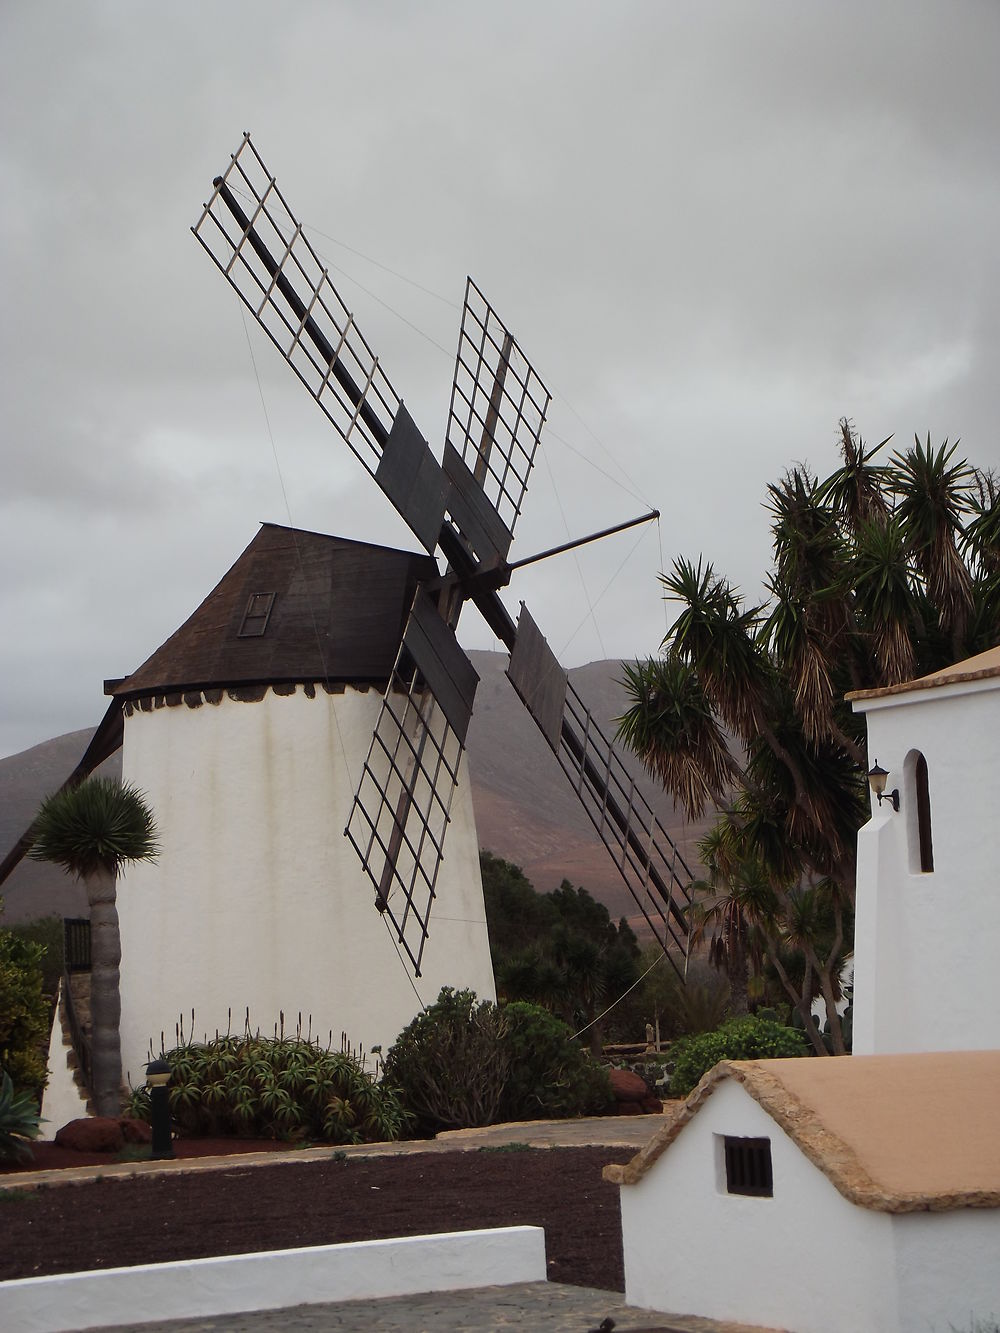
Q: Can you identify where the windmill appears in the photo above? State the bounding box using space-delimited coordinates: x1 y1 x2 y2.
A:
2 133 697 1098
192 133 694 978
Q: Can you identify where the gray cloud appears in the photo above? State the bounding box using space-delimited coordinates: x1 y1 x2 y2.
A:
1 0 998 759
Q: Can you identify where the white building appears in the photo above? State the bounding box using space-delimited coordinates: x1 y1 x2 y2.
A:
109 524 494 1085
611 646 1000 1331
849 646 1000 1055
608 1052 1000 1333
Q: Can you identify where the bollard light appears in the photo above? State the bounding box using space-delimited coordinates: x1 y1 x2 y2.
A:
145 1058 175 1160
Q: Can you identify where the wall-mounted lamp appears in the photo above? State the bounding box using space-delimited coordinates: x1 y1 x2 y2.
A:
868 762 899 812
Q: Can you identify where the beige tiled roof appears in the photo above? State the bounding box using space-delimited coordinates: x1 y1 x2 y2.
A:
847 645 1000 702
604 1051 1000 1213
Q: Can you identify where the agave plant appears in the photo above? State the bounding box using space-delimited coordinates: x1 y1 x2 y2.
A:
0 1068 42 1163
128 1030 411 1145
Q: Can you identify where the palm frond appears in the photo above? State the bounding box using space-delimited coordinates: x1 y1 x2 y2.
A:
617 657 739 819
660 557 770 739
27 778 159 879
815 419 892 533
891 435 975 643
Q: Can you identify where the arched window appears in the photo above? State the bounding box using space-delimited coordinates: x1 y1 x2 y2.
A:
913 752 934 873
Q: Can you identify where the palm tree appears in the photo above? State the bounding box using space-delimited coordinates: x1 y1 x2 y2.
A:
690 828 779 1017
618 422 998 1052
28 778 159 1116
892 436 974 657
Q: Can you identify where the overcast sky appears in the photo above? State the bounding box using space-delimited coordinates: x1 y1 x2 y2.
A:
1 1 998 760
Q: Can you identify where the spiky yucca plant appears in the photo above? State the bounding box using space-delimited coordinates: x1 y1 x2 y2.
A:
28 778 159 1116
125 1033 411 1145
0 1068 42 1162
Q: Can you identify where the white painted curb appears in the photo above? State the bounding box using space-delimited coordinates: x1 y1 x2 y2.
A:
0 1226 547 1332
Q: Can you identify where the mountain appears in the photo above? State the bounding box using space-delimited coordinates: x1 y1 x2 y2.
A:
0 656 708 929
465 653 711 923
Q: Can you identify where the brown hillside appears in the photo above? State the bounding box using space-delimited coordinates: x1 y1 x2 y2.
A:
465 652 710 925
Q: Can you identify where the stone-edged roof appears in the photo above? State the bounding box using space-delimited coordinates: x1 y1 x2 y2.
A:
604 1051 1000 1213
110 524 438 699
847 644 1000 703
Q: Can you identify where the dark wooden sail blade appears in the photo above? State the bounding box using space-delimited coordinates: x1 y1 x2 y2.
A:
444 279 550 558
0 698 124 888
507 606 694 972
345 590 479 975
193 135 417 514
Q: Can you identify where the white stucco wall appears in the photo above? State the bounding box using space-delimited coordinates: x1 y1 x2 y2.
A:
894 1208 1000 1332
853 674 1000 1054
619 1080 898 1332
39 983 90 1134
115 687 495 1086
0 1227 547 1333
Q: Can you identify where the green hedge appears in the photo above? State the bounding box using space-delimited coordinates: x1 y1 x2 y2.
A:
0 926 49 1099
669 1015 808 1096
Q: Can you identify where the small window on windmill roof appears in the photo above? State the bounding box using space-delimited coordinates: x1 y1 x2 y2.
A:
238 592 276 638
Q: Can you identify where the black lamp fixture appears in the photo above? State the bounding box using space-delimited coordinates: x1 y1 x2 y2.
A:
145 1058 175 1160
868 761 899 812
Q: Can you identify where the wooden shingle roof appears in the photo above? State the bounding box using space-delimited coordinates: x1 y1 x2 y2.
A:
110 524 438 699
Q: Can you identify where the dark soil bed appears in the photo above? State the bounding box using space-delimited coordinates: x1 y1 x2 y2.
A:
0 1146 633 1292
0 1137 296 1173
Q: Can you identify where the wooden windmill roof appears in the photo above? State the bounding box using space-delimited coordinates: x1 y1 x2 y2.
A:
605 1051 1000 1212
109 524 438 699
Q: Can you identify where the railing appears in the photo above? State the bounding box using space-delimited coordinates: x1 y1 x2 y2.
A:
63 917 91 972
60 969 93 1096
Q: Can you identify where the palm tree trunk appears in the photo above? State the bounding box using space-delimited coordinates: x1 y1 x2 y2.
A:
86 865 123 1117
764 942 828 1056
728 937 750 1017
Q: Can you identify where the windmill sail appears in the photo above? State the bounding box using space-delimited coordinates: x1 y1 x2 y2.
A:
345 588 479 975
195 136 693 977
193 135 406 509
444 279 550 560
507 605 693 972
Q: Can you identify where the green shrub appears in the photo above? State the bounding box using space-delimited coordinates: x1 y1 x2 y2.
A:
0 926 50 1098
382 988 509 1134
0 1068 42 1163
383 990 612 1133
4 918 64 1001
669 1015 807 1096
125 1033 410 1145
497 1002 611 1121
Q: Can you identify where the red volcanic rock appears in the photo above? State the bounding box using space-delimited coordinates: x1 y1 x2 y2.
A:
119 1118 153 1145
609 1068 650 1103
55 1118 125 1153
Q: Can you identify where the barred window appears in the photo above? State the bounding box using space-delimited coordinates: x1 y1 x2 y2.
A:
724 1136 773 1197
